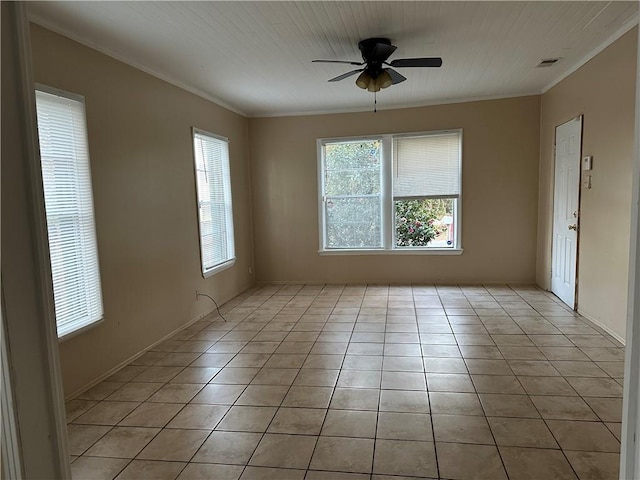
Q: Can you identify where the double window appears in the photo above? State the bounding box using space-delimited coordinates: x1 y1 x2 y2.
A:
35 87 104 338
319 130 462 252
192 129 235 277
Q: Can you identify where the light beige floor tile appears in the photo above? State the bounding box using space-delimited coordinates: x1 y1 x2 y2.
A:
75 402 140 425
381 371 426 390
250 368 299 386
240 466 305 479
566 377 624 397
190 384 246 405
321 410 377 438
337 369 381 388
137 428 209 461
78 382 126 401
479 394 539 418
281 386 333 408
499 446 578 479
437 442 506 479
458 345 503 359
517 376 577 396
235 385 289 406
177 463 243 480
249 433 317 469
546 420 620 452
379 390 429 413
426 373 475 392
421 345 461 358
341 355 383 370
330 388 379 410
310 436 374 473
119 402 184 428
133 366 183 383
306 472 369 480
530 395 599 420
67 424 112 455
86 426 160 458
267 407 326 435
551 361 607 377
167 404 229 429
471 375 524 394
106 383 164 402
66 399 98 423
169 367 220 384
192 431 262 464
148 384 204 403
584 397 623 423
432 414 493 444
154 352 201 367
70 456 129 480
507 360 559 376
423 357 468 373
211 368 260 384
377 412 432 441
464 359 512 375
302 354 344 369
565 451 620 480
429 392 483 415
488 417 558 448
114 460 185 480
216 406 277 432
189 353 235 367
294 369 340 387
373 439 437 477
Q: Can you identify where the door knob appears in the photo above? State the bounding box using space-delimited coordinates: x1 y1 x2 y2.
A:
568 224 577 231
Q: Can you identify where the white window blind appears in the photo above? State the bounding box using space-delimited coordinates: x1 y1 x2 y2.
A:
193 129 235 276
393 132 461 198
35 88 104 338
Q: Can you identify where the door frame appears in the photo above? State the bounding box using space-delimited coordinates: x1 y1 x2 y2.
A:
550 115 583 310
620 24 640 480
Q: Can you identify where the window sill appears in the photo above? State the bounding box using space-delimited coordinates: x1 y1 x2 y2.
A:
203 258 236 278
318 248 463 256
58 317 104 342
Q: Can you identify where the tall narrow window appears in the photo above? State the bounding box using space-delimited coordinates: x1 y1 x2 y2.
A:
35 87 103 338
321 139 383 249
192 129 235 276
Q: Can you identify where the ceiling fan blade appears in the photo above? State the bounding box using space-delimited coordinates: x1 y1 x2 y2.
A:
328 69 364 82
389 57 443 68
313 59 363 66
371 43 397 63
385 68 406 85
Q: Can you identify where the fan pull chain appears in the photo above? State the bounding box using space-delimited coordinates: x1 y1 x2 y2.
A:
374 91 377 113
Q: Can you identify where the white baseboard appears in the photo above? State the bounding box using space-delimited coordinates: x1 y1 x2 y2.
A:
578 309 626 346
65 306 218 401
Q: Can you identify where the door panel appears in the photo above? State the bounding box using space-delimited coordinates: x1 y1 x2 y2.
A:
551 116 582 308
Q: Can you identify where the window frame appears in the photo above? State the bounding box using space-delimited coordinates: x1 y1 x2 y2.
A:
35 84 105 340
317 129 463 255
191 127 236 278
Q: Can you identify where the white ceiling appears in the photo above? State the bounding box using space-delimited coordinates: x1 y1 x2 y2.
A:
29 1 638 117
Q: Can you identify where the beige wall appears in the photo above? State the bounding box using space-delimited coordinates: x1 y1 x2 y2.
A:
30 24 255 396
249 96 541 284
537 28 637 341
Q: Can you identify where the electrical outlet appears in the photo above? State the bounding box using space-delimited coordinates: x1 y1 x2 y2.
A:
248 266 253 275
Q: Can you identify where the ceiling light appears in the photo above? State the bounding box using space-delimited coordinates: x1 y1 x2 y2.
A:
356 71 372 89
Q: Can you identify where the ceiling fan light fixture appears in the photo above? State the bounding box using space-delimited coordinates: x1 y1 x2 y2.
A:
378 69 393 89
356 71 371 89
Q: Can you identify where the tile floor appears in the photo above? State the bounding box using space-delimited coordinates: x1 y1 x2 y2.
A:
66 284 625 480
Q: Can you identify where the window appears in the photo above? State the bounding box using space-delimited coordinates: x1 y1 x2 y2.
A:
319 130 462 252
192 129 235 276
35 87 104 338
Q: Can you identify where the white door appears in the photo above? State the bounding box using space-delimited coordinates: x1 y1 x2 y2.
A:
551 116 582 308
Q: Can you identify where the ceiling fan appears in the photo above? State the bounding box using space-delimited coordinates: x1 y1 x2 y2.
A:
313 37 442 93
